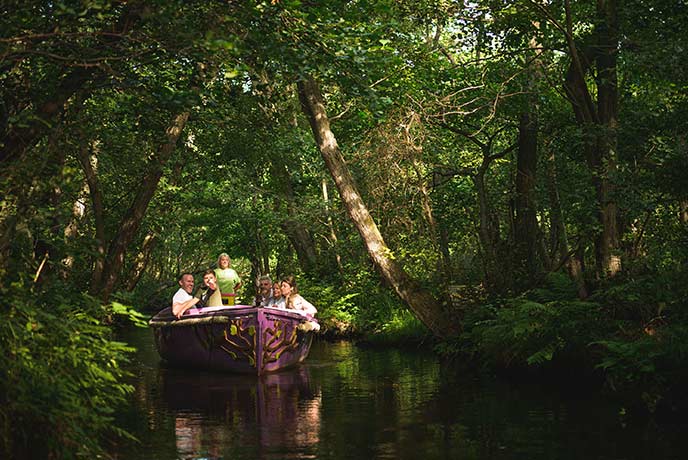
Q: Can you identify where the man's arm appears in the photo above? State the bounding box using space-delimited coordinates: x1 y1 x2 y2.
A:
172 297 199 318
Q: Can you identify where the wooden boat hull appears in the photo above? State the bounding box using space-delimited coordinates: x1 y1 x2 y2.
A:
149 305 318 374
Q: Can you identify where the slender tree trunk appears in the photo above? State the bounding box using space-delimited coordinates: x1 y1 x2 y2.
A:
98 111 189 302
412 159 452 282
270 157 319 274
126 233 158 291
544 146 588 297
298 76 455 338
62 178 88 273
76 141 108 293
514 110 541 284
473 171 508 293
514 28 545 285
322 178 344 279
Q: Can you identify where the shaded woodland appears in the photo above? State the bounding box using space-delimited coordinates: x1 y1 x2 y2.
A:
1 1 687 458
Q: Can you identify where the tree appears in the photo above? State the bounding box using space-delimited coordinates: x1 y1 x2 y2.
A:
298 76 456 338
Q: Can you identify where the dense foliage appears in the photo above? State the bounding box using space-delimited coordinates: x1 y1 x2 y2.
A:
2 0 688 456
0 278 145 458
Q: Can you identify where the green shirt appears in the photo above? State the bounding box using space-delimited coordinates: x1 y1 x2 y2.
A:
214 267 241 294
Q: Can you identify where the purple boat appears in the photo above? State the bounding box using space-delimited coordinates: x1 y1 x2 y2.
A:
149 305 319 374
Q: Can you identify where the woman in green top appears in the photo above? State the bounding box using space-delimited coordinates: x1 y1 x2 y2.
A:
214 252 242 305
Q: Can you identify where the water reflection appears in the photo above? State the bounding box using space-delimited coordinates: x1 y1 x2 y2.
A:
159 365 321 459
117 328 688 460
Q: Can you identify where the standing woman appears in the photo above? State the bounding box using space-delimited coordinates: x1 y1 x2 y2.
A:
280 275 317 316
214 253 242 305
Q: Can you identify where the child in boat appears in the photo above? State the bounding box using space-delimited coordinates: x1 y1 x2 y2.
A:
266 281 286 309
196 269 223 307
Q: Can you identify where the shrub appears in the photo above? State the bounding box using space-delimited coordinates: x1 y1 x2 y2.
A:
0 280 142 459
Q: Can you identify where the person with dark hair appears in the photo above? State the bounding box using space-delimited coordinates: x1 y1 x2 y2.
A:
280 275 317 317
172 272 200 318
196 269 223 308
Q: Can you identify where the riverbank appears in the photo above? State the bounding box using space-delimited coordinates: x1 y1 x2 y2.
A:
348 272 688 421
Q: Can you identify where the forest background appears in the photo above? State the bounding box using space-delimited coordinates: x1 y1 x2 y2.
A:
1 1 687 458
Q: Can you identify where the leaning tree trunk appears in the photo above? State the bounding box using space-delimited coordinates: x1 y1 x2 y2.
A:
97 111 190 302
298 76 455 338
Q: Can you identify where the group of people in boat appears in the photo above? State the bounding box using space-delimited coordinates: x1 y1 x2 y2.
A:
171 252 317 319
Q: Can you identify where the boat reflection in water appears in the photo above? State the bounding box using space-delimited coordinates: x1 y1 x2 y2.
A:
160 364 322 459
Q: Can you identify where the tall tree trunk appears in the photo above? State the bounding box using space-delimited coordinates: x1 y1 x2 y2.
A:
437 125 516 294
513 28 545 286
514 111 541 285
249 193 271 277
298 76 455 338
595 0 621 276
562 0 620 278
98 111 190 302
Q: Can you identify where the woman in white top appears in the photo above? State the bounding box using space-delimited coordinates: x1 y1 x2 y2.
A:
280 275 316 317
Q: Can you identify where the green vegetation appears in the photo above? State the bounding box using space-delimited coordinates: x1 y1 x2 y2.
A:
0 278 146 459
2 0 688 456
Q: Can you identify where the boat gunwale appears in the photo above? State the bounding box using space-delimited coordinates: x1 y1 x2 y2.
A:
148 305 316 328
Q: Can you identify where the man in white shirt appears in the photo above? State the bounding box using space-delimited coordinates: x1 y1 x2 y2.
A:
172 272 200 318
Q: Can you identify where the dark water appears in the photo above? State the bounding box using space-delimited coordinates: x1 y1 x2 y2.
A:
115 326 687 460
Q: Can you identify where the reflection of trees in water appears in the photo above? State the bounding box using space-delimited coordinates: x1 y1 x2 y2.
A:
160 365 321 458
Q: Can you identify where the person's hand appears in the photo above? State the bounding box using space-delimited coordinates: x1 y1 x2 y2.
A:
177 306 191 319
175 298 200 319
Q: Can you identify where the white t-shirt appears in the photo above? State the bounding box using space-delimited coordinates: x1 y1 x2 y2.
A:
172 288 193 306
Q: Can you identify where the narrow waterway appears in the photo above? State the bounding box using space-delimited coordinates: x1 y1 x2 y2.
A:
115 326 687 460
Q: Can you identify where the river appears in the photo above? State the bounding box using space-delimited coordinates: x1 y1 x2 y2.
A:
114 326 687 459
